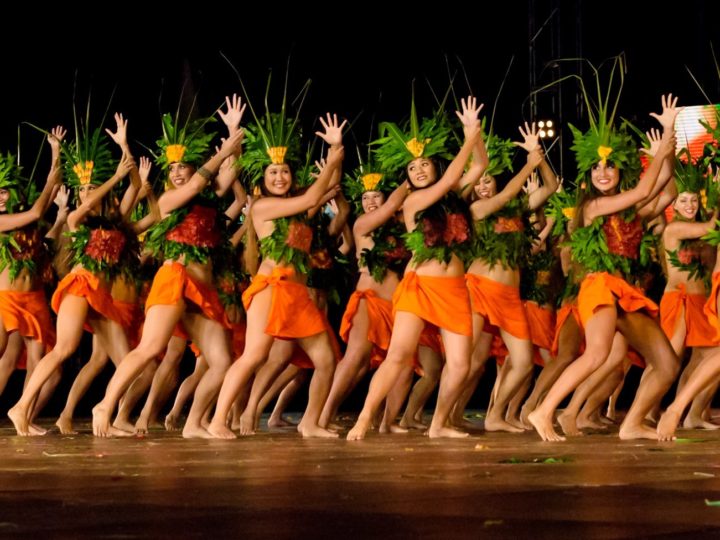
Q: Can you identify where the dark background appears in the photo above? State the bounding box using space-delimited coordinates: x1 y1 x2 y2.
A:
1 1 719 418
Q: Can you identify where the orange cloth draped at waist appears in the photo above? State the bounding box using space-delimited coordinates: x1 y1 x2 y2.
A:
0 289 55 347
51 269 124 332
242 267 325 339
145 262 230 329
465 273 531 340
578 272 658 328
661 285 720 348
551 302 584 357
524 301 556 366
393 272 471 337
340 289 394 369
704 272 720 341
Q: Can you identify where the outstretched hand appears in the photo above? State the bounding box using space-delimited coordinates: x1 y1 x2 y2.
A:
218 93 247 130
315 113 347 146
640 128 662 157
455 96 484 134
48 125 67 150
650 93 682 130
515 122 540 153
105 113 129 148
138 156 152 183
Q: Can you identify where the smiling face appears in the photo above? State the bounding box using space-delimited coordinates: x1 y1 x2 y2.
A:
0 188 9 212
406 157 437 189
474 175 497 199
168 162 195 188
673 191 700 220
263 163 293 196
361 190 385 214
590 160 620 194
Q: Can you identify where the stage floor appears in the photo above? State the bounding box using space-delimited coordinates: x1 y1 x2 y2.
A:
1 413 720 538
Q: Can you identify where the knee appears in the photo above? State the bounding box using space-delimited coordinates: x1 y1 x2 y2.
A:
385 347 414 367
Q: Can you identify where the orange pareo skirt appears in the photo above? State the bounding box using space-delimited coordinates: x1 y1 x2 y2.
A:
661 285 720 348
0 289 56 348
51 269 124 332
578 272 658 328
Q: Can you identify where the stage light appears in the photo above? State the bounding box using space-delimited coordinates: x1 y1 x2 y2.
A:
537 120 556 139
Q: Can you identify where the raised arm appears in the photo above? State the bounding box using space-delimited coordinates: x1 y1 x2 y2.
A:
105 113 143 217
67 154 134 230
354 181 410 237
327 192 350 237
470 122 542 220
131 157 161 234
528 143 559 210
315 113 347 189
456 96 488 196
252 143 344 223
158 128 245 216
585 95 679 223
45 185 70 242
403 120 482 220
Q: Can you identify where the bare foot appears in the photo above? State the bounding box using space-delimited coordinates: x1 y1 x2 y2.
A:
112 417 135 433
519 404 534 429
347 417 371 441
182 424 214 439
134 417 149 435
618 422 658 440
380 423 408 434
92 405 112 437
238 416 256 436
164 413 181 431
107 426 135 438
207 421 237 440
300 424 339 438
8 406 30 436
557 412 583 437
657 409 681 441
599 415 616 425
268 414 293 428
28 423 48 436
606 406 617 422
326 421 343 432
399 416 427 430
528 410 566 442
505 415 529 431
427 426 469 439
683 414 720 430
484 415 524 433
576 411 608 430
56 415 77 435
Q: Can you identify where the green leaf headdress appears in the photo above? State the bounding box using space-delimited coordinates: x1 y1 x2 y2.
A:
0 152 22 213
538 55 641 191
674 148 719 215
343 146 397 213
372 88 454 175
236 68 310 189
62 125 115 189
155 112 216 170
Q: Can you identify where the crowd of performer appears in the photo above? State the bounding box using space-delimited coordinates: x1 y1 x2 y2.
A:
2 60 720 443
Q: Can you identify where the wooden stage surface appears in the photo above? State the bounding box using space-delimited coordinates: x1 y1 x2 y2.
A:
1 412 720 538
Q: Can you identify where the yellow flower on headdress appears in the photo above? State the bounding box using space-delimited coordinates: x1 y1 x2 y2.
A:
73 161 94 185
701 188 708 209
562 207 576 220
166 144 186 164
597 145 613 165
267 146 288 165
406 137 431 158
362 173 383 191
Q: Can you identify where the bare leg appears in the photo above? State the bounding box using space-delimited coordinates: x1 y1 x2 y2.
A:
269 369 307 428
207 286 276 439
113 362 158 432
166 355 208 431
0 332 22 397
9 295 89 436
348 312 425 441
529 306 617 442
449 313 490 427
56 335 109 434
521 314 582 427
92 303 183 437
659 348 720 440
181 312 232 439
260 366 300 427
400 346 442 430
485 331 534 433
295 331 338 438
576 365 625 429
616 311 680 440
558 334 627 436
505 371 532 429
239 339 293 435
380 365 414 434
319 300 373 429
132 336 186 433
26 338 61 433
684 382 720 429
